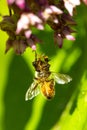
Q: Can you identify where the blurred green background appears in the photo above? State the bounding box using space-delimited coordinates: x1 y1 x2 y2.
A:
0 1 87 130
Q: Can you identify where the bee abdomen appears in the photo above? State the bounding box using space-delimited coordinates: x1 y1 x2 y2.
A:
41 80 55 100
46 93 54 99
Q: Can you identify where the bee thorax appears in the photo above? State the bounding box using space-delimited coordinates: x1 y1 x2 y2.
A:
35 71 50 78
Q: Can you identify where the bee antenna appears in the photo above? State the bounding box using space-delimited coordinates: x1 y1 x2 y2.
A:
9 8 12 16
35 51 37 61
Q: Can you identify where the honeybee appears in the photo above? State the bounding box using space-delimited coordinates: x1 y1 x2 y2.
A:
25 53 72 100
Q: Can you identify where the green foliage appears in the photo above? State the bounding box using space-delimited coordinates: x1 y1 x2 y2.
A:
0 1 87 130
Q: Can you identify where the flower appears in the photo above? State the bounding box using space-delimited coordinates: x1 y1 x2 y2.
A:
5 38 27 54
83 0 87 5
40 5 63 21
7 0 26 9
16 13 44 34
0 0 86 54
63 0 80 16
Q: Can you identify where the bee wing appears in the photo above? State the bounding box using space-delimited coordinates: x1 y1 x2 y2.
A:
52 73 72 84
25 80 40 100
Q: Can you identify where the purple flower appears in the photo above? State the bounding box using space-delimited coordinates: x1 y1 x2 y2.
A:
7 0 26 9
40 5 63 21
16 13 44 34
54 33 63 48
63 26 75 40
63 0 80 16
83 0 87 5
0 0 86 54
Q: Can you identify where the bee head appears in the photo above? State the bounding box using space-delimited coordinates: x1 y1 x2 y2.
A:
32 54 50 72
32 60 41 72
44 56 49 62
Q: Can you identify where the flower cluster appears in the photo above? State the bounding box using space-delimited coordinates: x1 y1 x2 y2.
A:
0 0 87 54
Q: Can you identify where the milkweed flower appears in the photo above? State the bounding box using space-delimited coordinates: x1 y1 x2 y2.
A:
0 0 86 54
